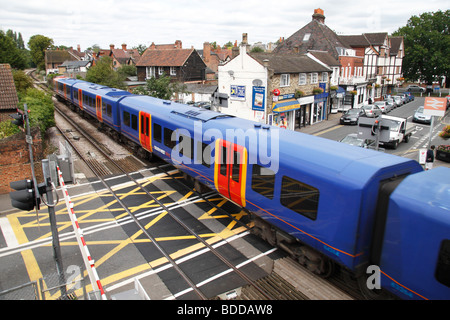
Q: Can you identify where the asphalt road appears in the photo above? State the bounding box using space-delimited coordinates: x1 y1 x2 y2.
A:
317 97 448 159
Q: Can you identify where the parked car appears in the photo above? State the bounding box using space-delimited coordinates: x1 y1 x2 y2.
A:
340 108 365 125
361 105 382 118
193 101 211 109
396 94 407 104
393 95 403 107
404 92 415 102
375 101 389 113
412 106 432 124
406 84 426 93
339 133 375 148
385 98 397 110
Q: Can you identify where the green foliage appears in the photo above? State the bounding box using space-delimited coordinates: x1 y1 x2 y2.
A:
393 10 450 83
12 69 34 93
0 30 27 69
85 56 126 89
133 73 182 100
28 34 54 71
0 120 20 139
19 88 55 134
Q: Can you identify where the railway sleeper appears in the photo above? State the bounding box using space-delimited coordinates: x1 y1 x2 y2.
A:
252 216 335 279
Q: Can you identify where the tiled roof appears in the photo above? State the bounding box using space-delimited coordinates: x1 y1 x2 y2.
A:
136 48 195 67
0 64 19 111
250 53 331 73
273 19 351 60
389 36 403 56
339 35 370 47
363 33 388 46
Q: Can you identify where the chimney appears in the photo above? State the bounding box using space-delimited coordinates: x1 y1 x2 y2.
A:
77 44 81 52
175 40 182 49
242 33 248 45
312 8 325 24
203 42 211 63
110 44 115 50
122 43 127 51
150 42 156 50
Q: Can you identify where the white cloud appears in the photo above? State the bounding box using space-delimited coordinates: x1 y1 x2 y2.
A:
0 0 447 50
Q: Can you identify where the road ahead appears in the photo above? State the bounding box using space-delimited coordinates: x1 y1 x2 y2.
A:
316 97 448 160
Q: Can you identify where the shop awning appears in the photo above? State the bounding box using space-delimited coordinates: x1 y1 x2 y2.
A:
272 98 300 113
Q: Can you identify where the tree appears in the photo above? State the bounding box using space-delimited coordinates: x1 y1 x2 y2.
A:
28 34 53 71
133 44 147 55
85 56 126 89
393 10 450 85
0 30 27 69
133 73 185 100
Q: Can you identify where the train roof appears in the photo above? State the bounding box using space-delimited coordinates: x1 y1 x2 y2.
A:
72 80 132 99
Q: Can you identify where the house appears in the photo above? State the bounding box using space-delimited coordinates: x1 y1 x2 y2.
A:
274 8 367 109
0 64 19 123
109 44 141 70
136 41 206 83
44 49 81 75
198 42 233 82
340 33 405 101
217 34 332 130
58 60 91 78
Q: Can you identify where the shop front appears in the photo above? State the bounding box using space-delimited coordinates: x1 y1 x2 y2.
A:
272 98 300 130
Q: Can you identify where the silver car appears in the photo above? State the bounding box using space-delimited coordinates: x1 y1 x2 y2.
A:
412 106 432 124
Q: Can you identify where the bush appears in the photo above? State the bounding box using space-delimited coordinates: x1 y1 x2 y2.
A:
19 88 55 134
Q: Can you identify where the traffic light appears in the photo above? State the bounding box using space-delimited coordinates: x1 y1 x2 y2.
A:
9 110 25 127
9 179 44 211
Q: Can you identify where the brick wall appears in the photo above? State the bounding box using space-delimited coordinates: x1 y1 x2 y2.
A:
0 127 43 194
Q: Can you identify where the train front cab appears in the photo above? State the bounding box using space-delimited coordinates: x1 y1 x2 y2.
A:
378 167 450 300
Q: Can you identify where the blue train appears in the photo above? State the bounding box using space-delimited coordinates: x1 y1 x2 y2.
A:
53 77 450 300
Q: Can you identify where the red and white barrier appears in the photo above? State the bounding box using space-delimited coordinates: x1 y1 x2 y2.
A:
57 166 107 300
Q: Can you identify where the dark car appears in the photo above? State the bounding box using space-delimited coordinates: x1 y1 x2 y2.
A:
340 108 364 125
404 92 415 102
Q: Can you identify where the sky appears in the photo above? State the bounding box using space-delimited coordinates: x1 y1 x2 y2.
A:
0 0 448 51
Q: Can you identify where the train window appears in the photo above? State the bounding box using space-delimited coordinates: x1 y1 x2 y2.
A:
123 111 130 127
197 141 211 168
251 165 275 200
231 151 240 183
435 239 450 287
280 176 319 220
178 134 193 160
131 114 138 131
153 123 162 143
107 104 112 117
164 128 176 149
219 145 227 176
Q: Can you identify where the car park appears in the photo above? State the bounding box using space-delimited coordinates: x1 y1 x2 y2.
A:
412 106 432 124
339 108 364 125
361 104 382 118
406 84 426 93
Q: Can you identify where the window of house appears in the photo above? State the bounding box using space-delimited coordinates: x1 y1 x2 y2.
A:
311 73 318 84
303 33 311 42
170 67 176 76
321 72 328 82
280 74 290 87
299 73 307 85
280 176 319 220
158 67 164 75
146 66 155 79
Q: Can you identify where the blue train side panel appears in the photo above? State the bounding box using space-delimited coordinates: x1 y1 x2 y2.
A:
380 167 450 300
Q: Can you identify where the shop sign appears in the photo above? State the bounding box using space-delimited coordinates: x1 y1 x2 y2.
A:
252 86 265 111
231 85 246 101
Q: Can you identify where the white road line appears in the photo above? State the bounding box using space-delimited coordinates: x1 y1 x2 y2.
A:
0 217 19 248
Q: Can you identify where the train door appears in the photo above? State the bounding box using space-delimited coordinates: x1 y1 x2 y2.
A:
96 95 102 122
214 139 247 207
139 111 152 152
78 89 83 110
63 84 67 99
